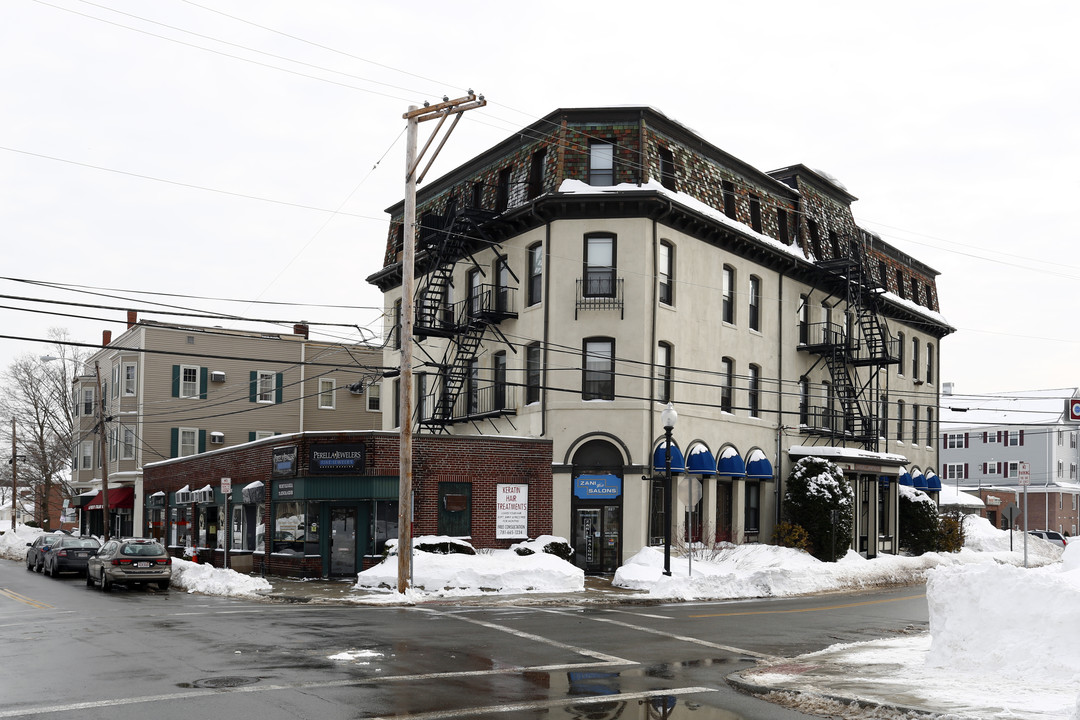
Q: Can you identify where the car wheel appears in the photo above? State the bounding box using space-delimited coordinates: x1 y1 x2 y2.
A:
100 570 111 593
45 562 53 578
26 556 33 571
157 581 170 591
86 570 95 587
35 560 43 573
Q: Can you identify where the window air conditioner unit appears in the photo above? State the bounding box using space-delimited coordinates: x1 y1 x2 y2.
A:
209 431 225 445
210 371 226 383
175 490 192 504
193 487 214 503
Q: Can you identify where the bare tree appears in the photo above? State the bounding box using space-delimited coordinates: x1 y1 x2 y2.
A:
0 329 85 529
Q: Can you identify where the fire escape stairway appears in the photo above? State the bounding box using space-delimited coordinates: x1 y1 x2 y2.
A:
411 198 508 432
821 343 874 443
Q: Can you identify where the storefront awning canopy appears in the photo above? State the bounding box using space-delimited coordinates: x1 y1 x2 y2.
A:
925 471 941 492
912 470 929 491
899 470 914 486
716 450 746 477
86 486 135 510
746 450 774 479
686 446 716 475
653 442 685 473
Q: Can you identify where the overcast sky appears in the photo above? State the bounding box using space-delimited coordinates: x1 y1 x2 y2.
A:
2 0 1078 402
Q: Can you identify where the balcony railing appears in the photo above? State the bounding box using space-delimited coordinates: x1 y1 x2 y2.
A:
575 276 624 319
421 383 518 426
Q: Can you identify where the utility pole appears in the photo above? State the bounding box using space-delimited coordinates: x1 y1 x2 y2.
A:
397 92 485 593
95 362 110 542
9 418 15 531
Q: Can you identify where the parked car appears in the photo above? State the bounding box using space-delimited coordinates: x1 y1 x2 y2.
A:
1028 530 1068 548
86 538 172 591
42 536 101 577
25 533 67 572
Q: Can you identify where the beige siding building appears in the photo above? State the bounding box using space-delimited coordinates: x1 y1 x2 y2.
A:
71 318 382 537
369 107 953 572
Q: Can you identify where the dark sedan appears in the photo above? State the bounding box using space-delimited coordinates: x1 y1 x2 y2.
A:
25 533 66 572
43 536 101 577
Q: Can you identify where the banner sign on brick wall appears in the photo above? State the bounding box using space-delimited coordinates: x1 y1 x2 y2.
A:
309 443 365 473
496 483 528 539
271 445 297 478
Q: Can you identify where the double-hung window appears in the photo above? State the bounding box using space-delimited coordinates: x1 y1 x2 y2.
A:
722 265 735 324
798 295 809 344
493 352 507 411
256 371 276 404
121 426 135 461
527 242 543 307
748 364 760 418
180 365 200 399
526 343 542 405
656 342 673 403
318 379 335 409
367 383 380 412
178 428 197 458
589 141 615 186
720 357 734 413
583 338 614 401
82 388 94 415
123 362 137 396
80 441 93 470
659 240 674 305
584 234 616 297
748 276 761 331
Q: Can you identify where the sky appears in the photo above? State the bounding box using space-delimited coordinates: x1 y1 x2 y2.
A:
2 1 1079 398
2 516 1076 718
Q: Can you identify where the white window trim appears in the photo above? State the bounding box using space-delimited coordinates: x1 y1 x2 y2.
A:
367 383 381 412
80 441 94 470
178 427 198 457
179 364 200 399
121 426 135 461
254 430 275 441
318 378 336 410
123 362 137 396
256 370 276 404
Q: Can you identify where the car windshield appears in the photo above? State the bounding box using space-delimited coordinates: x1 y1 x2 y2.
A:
120 542 164 556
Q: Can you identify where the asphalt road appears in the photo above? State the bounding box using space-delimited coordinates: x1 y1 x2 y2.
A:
0 560 928 720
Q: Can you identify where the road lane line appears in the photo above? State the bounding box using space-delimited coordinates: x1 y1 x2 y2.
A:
423 608 633 665
0 588 53 609
368 686 719 719
534 607 779 661
687 593 927 618
0 660 633 718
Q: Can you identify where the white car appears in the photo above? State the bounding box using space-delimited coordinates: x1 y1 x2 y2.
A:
1028 530 1067 549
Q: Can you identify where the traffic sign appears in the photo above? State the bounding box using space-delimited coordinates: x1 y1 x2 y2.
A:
221 477 232 494
1018 463 1030 486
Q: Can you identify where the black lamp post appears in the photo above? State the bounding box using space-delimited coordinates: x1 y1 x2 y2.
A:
661 402 678 576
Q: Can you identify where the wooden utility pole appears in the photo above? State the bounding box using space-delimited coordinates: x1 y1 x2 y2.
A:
95 362 110 542
397 92 485 593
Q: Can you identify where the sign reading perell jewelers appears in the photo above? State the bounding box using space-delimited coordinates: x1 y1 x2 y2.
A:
309 442 365 473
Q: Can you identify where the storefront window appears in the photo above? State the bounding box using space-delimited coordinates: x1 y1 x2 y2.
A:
171 506 192 548
274 501 305 554
372 500 399 556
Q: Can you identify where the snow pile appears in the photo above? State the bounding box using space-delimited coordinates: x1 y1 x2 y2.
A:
614 515 1062 600
926 543 1080 684
169 557 272 598
0 524 42 561
355 535 583 597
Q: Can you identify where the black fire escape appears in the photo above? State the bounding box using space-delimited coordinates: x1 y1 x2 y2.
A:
799 236 898 451
412 197 518 432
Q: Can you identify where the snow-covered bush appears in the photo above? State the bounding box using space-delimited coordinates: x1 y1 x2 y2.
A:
898 485 941 555
783 456 853 561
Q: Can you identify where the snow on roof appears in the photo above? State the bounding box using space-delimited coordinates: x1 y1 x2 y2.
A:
720 445 739 459
939 388 1078 428
937 485 986 508
788 444 907 464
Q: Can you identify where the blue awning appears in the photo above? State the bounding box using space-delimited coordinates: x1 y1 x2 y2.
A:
746 450 774 479
716 449 747 477
686 445 716 475
925 471 941 492
653 442 685 473
912 470 929 491
899 471 914 487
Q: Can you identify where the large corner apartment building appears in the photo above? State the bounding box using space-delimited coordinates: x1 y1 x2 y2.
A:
70 315 382 538
368 106 954 572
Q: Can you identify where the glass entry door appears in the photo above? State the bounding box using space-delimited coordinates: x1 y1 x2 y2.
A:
330 506 358 576
573 505 620 574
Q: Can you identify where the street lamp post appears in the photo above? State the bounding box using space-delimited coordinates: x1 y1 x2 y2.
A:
661 402 678 577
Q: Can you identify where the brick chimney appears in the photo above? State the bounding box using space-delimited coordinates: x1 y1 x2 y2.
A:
293 323 309 339
103 330 112 346
127 310 137 329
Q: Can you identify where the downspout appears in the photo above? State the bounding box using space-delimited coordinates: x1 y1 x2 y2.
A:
299 341 306 433
775 265 788 526
541 221 551 438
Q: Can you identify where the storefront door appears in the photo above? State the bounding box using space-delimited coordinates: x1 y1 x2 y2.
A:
573 505 620 574
330 506 358 576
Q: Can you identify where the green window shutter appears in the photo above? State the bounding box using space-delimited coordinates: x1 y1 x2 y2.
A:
249 432 256 442
249 371 258 402
199 367 208 399
170 428 179 458
275 373 284 404
198 430 206 454
171 366 180 398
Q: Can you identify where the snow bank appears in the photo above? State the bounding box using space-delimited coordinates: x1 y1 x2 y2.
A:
356 535 583 596
927 543 1080 683
169 557 272 598
0 524 48 561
